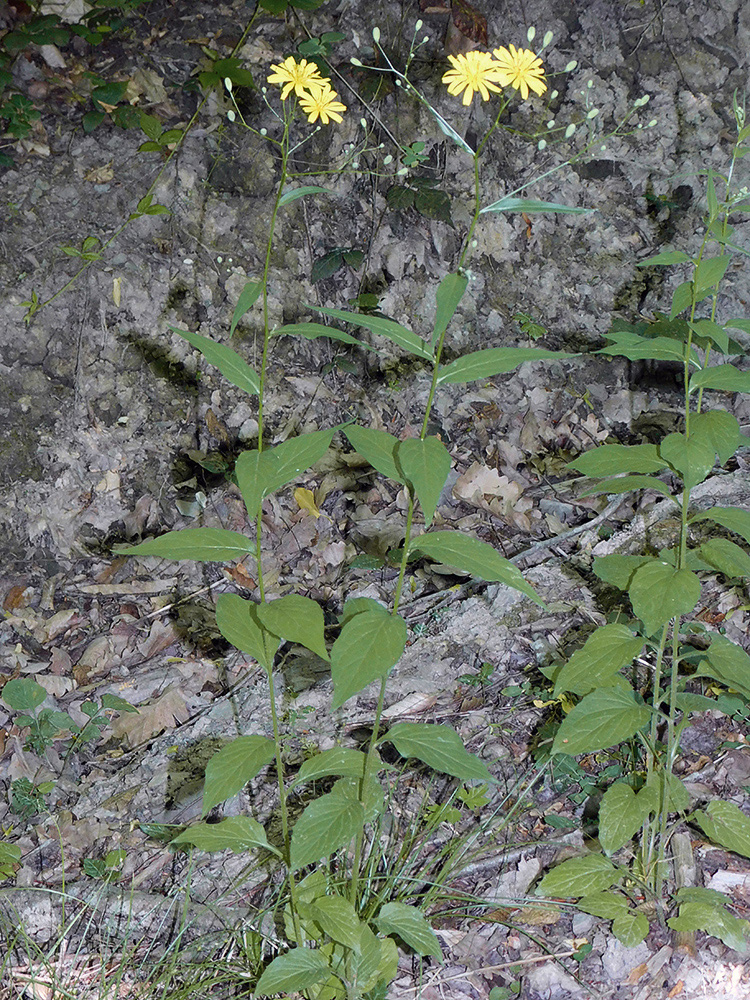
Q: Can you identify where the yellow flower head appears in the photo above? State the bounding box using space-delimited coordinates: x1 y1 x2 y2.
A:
491 44 547 100
267 56 325 100
299 83 347 125
441 50 503 106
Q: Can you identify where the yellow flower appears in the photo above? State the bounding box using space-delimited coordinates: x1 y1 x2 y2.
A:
299 83 347 125
267 56 325 100
442 50 503 106
491 44 547 100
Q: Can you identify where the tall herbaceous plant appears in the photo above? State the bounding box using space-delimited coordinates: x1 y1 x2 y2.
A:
116 23 657 998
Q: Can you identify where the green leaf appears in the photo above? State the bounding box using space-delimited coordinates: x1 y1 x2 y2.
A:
273 322 375 351
637 249 692 266
596 332 696 364
689 365 750 394
553 624 644 697
171 816 278 855
422 102 475 155
257 594 329 661
311 249 344 283
690 409 740 464
386 185 416 210
310 305 433 360
593 553 653 590
659 430 716 489
437 347 574 385
697 635 750 700
331 774 384 825
344 425 403 483
578 474 674 499
696 800 750 858
612 911 649 947
432 272 468 348
409 532 545 606
169 326 260 396
352 922 384 989
278 185 334 207
291 748 368 788
537 854 619 897
202 735 276 814
645 770 691 813
380 722 493 782
308 894 363 951
668 901 750 954
375 902 442 958
691 506 750 545
699 538 750 579
577 891 629 920
254 949 331 995
396 437 451 526
114 528 254 561
568 443 667 476
598 782 657 854
688 319 730 354
628 561 701 635
215 594 279 671
330 610 407 710
1 678 47 712
235 428 336 519
694 254 731 293
480 196 593 215
551 687 650 755
671 280 695 319
290 790 365 871
229 280 262 335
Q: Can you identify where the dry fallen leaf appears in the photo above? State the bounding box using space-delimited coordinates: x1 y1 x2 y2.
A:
109 686 189 746
294 487 322 519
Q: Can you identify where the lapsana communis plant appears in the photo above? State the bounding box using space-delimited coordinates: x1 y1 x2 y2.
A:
110 23 675 996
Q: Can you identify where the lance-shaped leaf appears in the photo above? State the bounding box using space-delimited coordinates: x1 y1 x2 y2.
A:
628 561 701 635
696 800 750 860
553 624 644 697
637 249 691 266
171 816 278 855
272 321 376 351
375 902 442 958
537 854 619 897
278 184 335 207
691 506 750 545
593 553 654 590
409 532 544 606
257 594 329 662
699 538 750 579
215 593 279 671
114 528 254 561
568 443 667 476
254 949 331 996
381 722 493 782
480 196 593 215
695 635 750 700
290 789 365 871
202 735 276 814
596 331 700 364
344 425 403 483
689 410 740 464
431 272 468 348
437 346 575 384
598 781 658 855
235 427 336 519
229 279 262 336
290 748 369 788
396 436 451 526
330 609 407 709
308 894 364 952
309 305 433 360
694 254 731 293
659 430 716 489
689 365 750 394
551 686 650 755
578 474 674 500
169 326 260 396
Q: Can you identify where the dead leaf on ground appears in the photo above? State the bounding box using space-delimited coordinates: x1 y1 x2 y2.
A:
109 686 188 746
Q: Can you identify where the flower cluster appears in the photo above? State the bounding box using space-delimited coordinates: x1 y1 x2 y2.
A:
442 45 547 106
266 56 347 125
